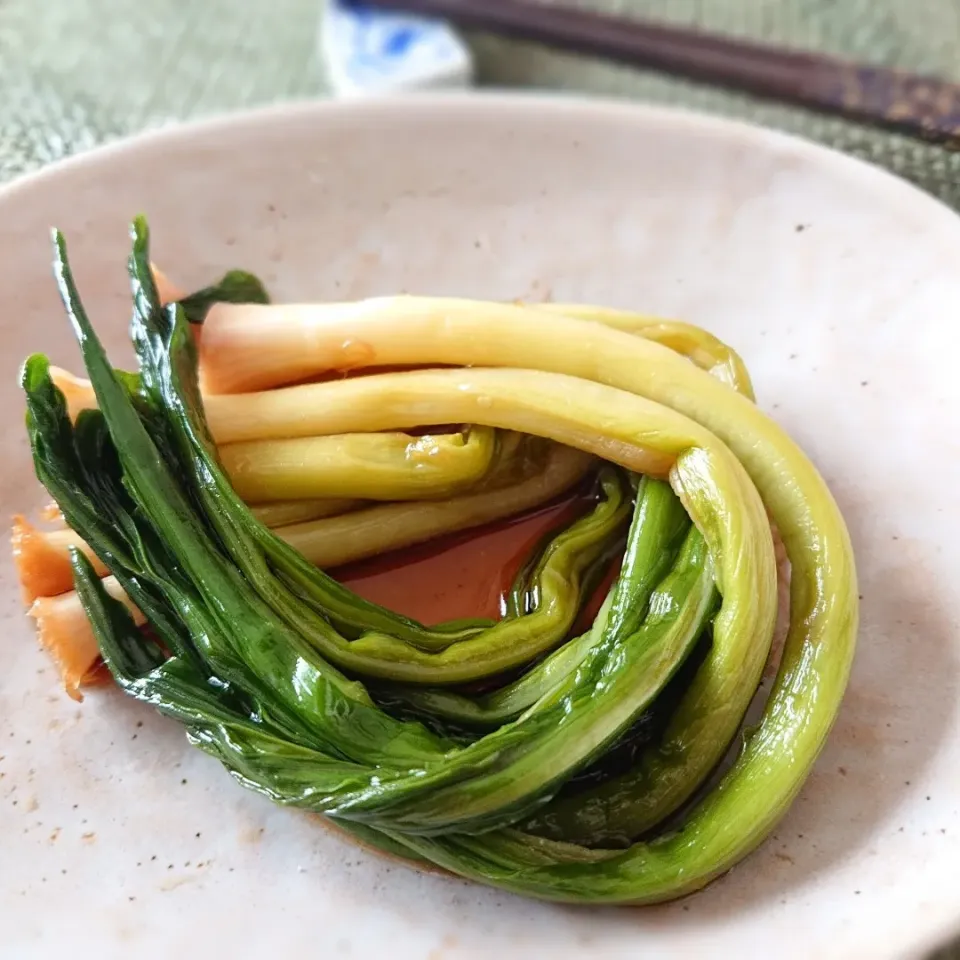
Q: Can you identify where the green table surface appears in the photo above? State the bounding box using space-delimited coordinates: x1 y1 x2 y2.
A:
2 1 958 956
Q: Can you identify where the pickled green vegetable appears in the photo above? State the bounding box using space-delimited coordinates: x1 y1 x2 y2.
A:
20 217 858 905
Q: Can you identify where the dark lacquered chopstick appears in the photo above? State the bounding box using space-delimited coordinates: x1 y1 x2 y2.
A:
363 0 960 150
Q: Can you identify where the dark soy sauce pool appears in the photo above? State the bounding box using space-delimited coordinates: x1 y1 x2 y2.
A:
334 483 620 632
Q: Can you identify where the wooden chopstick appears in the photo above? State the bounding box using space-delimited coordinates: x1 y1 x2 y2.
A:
363 0 960 150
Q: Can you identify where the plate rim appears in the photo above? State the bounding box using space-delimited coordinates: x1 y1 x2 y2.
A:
2 90 959 239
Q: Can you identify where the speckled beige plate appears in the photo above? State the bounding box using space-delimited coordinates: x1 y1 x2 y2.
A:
2 94 959 960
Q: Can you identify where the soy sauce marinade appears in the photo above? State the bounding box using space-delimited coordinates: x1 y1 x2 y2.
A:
336 477 620 629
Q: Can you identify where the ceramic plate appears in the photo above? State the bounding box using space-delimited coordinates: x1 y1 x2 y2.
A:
2 94 959 960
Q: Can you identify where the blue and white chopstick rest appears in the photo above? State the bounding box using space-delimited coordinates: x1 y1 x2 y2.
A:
320 0 474 96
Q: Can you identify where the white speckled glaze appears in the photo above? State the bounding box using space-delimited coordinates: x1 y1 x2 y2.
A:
1 95 959 960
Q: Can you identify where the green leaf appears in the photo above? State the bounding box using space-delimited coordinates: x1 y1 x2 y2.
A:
179 269 270 325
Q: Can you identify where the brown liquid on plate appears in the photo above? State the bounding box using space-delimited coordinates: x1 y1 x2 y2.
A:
335 486 619 629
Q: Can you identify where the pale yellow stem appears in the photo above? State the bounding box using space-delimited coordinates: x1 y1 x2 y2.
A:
220 428 497 503
249 498 361 528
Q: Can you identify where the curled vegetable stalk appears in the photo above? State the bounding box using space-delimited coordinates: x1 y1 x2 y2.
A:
192 295 857 860
190 297 856 893
518 305 756 843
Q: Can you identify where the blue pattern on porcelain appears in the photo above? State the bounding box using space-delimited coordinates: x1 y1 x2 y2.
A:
329 0 466 87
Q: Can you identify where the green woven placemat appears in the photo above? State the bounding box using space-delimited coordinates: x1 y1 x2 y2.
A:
2 0 957 956
2 0 960 209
